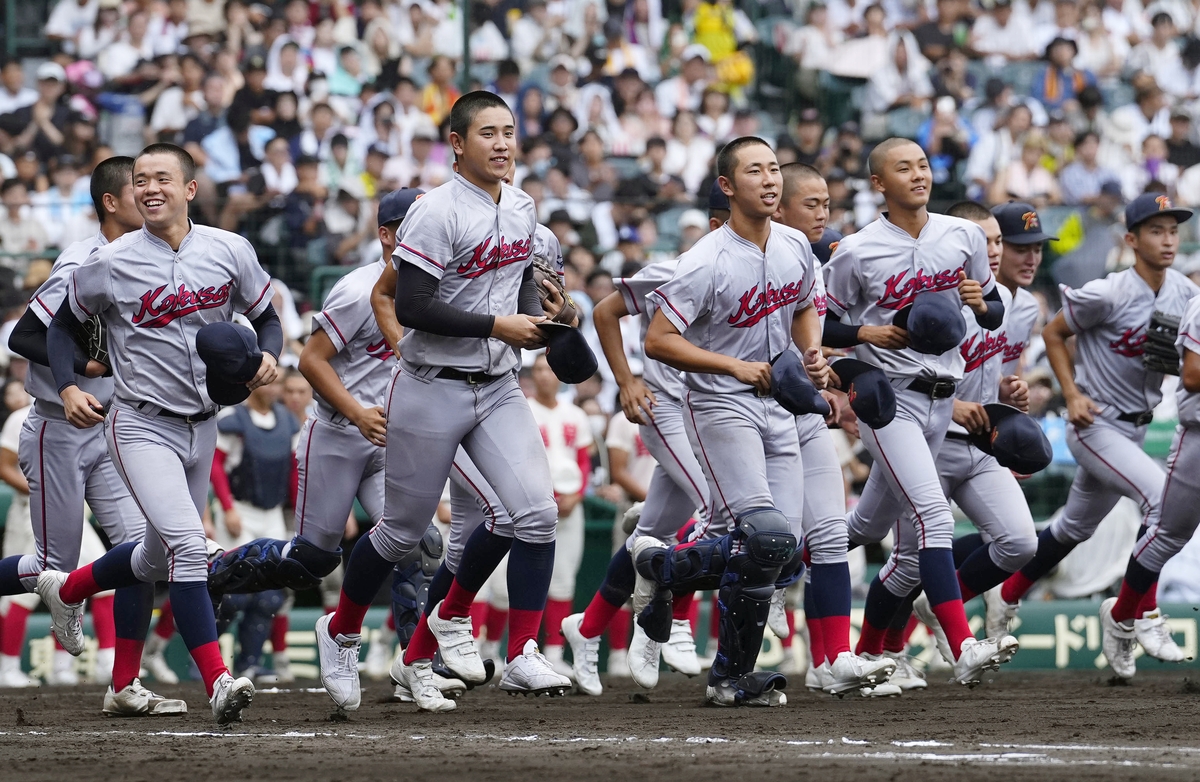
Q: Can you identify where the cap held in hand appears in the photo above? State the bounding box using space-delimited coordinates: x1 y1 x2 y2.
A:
770 350 830 417
892 290 966 355
968 403 1053 475
538 322 598 385
830 358 896 429
196 322 263 406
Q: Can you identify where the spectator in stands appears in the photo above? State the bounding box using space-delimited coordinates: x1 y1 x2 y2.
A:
654 44 710 118
231 54 278 128
971 0 1038 64
420 55 460 126
917 96 976 200
1128 12 1189 97
912 0 968 63
863 31 933 139
1059 130 1120 205
98 10 153 80
1031 37 1096 113
1108 82 1171 151
0 63 69 162
1167 107 1200 169
0 62 36 117
990 132 1061 206
1120 133 1179 199
0 179 48 255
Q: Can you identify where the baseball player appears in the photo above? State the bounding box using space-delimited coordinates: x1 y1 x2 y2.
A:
995 193 1197 669
822 138 1016 686
36 143 283 725
634 136 833 707
318 91 569 714
559 185 730 696
1102 291 1200 677
0 155 186 715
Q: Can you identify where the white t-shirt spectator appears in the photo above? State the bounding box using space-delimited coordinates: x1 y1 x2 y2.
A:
971 12 1039 62
45 0 99 54
0 86 37 116
98 35 156 80
604 414 656 495
528 397 593 497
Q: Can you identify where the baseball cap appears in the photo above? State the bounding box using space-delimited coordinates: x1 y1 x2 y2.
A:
378 188 423 226
681 44 712 63
893 291 967 355
708 179 730 212
1099 180 1125 201
539 323 598 384
811 227 843 264
969 404 1053 475
797 107 821 125
1125 192 1193 231
548 209 574 226
548 54 576 73
196 322 263 406
36 62 65 82
679 209 707 231
243 54 267 73
770 351 830 417
991 201 1058 245
830 358 896 429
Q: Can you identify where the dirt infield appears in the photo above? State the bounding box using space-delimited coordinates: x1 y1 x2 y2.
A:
4 669 1200 781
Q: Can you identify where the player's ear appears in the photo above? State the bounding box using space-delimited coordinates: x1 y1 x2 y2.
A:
718 175 734 198
449 130 466 159
1123 230 1137 250
101 191 117 217
184 177 198 203
869 173 885 195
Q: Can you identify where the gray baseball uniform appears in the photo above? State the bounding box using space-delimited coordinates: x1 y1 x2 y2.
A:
370 174 556 563
68 225 274 582
1049 268 1198 548
532 223 564 277
14 232 146 590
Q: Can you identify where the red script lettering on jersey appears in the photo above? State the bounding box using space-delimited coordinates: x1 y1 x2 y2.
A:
457 234 533 278
960 331 1008 373
133 283 232 328
728 280 805 328
366 337 394 361
1109 327 1147 358
876 264 966 310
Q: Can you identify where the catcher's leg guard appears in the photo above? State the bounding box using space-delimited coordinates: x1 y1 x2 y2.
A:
634 536 729 592
390 524 444 646
208 535 342 598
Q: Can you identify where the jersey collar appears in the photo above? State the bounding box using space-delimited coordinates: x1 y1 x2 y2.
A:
454 173 505 206
140 219 197 253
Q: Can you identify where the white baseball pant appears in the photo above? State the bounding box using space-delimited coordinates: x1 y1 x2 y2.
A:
796 412 847 565
1132 425 1200 572
294 415 385 552
626 393 710 548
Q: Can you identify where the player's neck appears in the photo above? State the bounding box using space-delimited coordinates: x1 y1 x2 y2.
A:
727 209 772 251
1133 258 1167 292
247 397 272 415
459 167 503 203
147 218 192 252
883 204 929 239
100 220 134 243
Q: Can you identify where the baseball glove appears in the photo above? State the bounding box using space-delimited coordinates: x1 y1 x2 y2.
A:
60 312 111 373
533 259 578 325
1144 310 1181 375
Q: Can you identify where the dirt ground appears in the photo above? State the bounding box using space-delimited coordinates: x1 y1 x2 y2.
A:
3 669 1200 781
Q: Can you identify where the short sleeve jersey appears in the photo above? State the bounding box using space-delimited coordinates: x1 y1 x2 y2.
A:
998 287 1040 378
26 232 115 409
1174 294 1200 427
67 224 274 414
532 223 564 279
616 257 685 401
823 212 997 382
1060 268 1199 415
647 222 818 395
528 397 594 496
392 175 538 375
310 259 397 422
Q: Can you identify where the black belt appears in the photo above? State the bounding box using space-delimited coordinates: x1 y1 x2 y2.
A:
944 430 972 441
906 377 958 399
1117 410 1154 427
436 368 505 385
156 408 217 424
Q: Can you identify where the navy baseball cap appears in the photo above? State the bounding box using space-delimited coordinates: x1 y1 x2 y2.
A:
892 291 967 355
811 228 843 264
196 322 263 406
991 202 1057 245
969 404 1053 475
539 323 599 384
708 180 730 212
770 350 831 418
1125 192 1193 232
378 188 423 226
830 358 896 429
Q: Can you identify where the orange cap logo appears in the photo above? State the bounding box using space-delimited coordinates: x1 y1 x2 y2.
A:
847 383 857 405
1157 195 1173 210
828 240 839 255
1022 211 1040 231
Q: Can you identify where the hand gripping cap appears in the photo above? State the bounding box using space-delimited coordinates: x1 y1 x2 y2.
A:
892 291 966 355
770 351 831 418
540 322 599 384
968 404 1053 475
196 322 263 406
831 357 896 428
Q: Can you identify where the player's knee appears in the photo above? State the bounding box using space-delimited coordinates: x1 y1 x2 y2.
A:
511 496 558 545
996 532 1038 572
735 507 797 569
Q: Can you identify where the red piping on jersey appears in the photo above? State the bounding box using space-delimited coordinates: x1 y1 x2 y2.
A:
618 279 641 314
686 391 730 533
35 295 54 319
1182 330 1200 351
1134 427 1187 565
37 420 47 570
869 427 928 547
451 461 499 533
1073 424 1153 508
825 291 848 312
399 243 445 270
296 421 316 537
243 282 273 316
320 311 348 347
110 409 175 581
71 276 94 317
877 521 903 584
656 292 689 328
647 414 709 532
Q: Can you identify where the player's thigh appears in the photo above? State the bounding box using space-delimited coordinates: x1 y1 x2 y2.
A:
1069 420 1164 516
879 519 922 596
296 419 372 551
847 467 905 546
1053 463 1123 543
19 414 87 574
549 504 586 601
954 454 1037 569
639 397 710 526
799 420 848 563
1135 426 1200 571
632 465 700 543
84 450 146 547
356 445 386 526
763 404 803 536
452 448 513 538
684 392 773 526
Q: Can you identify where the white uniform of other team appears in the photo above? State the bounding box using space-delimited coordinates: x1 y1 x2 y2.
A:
529 397 593 603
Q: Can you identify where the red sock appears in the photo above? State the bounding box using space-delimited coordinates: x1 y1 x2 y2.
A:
806 613 825 664
781 609 796 649
271 614 288 653
709 594 721 639
902 614 919 646
541 599 573 647
91 595 116 649
883 617 909 654
155 602 175 639
822 616 851 659
856 619 887 656
403 615 439 664
1137 581 1159 616
957 574 978 602
1 604 30 656
468 602 488 638
507 608 542 659
440 581 478 619
385 612 396 630
578 593 621 639
60 564 100 605
688 597 700 637
484 604 508 643
111 638 144 691
673 591 694 621
327 592 371 639
1000 571 1034 605
1111 579 1150 624
929 599 974 657
607 608 631 651
190 640 228 697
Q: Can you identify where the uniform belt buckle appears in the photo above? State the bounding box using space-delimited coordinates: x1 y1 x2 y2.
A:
466 372 484 386
754 387 771 399
930 380 956 399
1134 411 1153 427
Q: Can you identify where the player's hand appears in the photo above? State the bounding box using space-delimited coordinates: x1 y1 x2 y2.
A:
952 399 990 434
491 314 548 349
223 505 242 539
60 386 105 428
540 280 577 325
618 377 657 424
1065 392 1102 428
1000 375 1030 412
958 270 986 315
247 352 279 390
858 325 909 349
732 360 773 394
803 347 830 390
353 405 388 447
84 359 109 379
821 390 842 427
556 491 582 518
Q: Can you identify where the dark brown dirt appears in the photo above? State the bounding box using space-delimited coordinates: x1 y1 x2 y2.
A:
4 669 1200 781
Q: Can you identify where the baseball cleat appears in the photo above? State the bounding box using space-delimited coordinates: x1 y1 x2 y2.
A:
142 634 180 685
951 636 1015 686
0 656 38 688
983 585 1020 640
630 537 667 615
364 633 394 680
627 623 661 689
858 682 903 697
36 571 86 657
210 673 254 725
706 676 787 707
607 648 630 677
392 657 459 711
882 651 927 690
1101 597 1138 679
1135 609 1187 662
621 502 644 535
912 593 954 666
767 588 789 640
542 645 574 680
561 612 602 695
662 618 701 676
103 678 188 716
499 639 572 696
93 647 114 687
273 655 296 684
427 600 488 684
315 613 362 711
432 649 494 689
824 651 896 696
48 650 79 686
806 661 830 692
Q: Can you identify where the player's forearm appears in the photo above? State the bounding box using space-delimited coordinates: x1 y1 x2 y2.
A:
0 454 28 494
593 292 634 385
609 462 647 501
395 261 494 338
48 300 89 392
973 286 1005 330
518 264 543 317
210 451 235 511
370 267 403 356
250 304 283 359
791 305 823 355
1044 316 1081 400
822 318 862 348
299 352 366 423
645 330 740 377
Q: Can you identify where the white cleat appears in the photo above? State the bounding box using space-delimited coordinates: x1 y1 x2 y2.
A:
607 648 630 678
630 537 667 615
767 588 789 640
315 613 361 711
542 645 574 680
622 502 645 535
983 585 1020 640
427 601 487 684
364 632 394 680
1101 597 1138 679
951 636 1018 686
706 677 787 707
36 571 86 656
499 639 572 697
859 682 903 697
627 623 661 689
93 647 114 686
273 655 296 684
823 651 896 696
210 672 254 725
1135 609 1187 662
393 657 459 711
103 678 187 716
662 618 701 676
142 634 179 685
47 650 79 686
806 661 830 692
912 593 954 666
561 613 602 695
0 656 38 688
882 651 927 690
